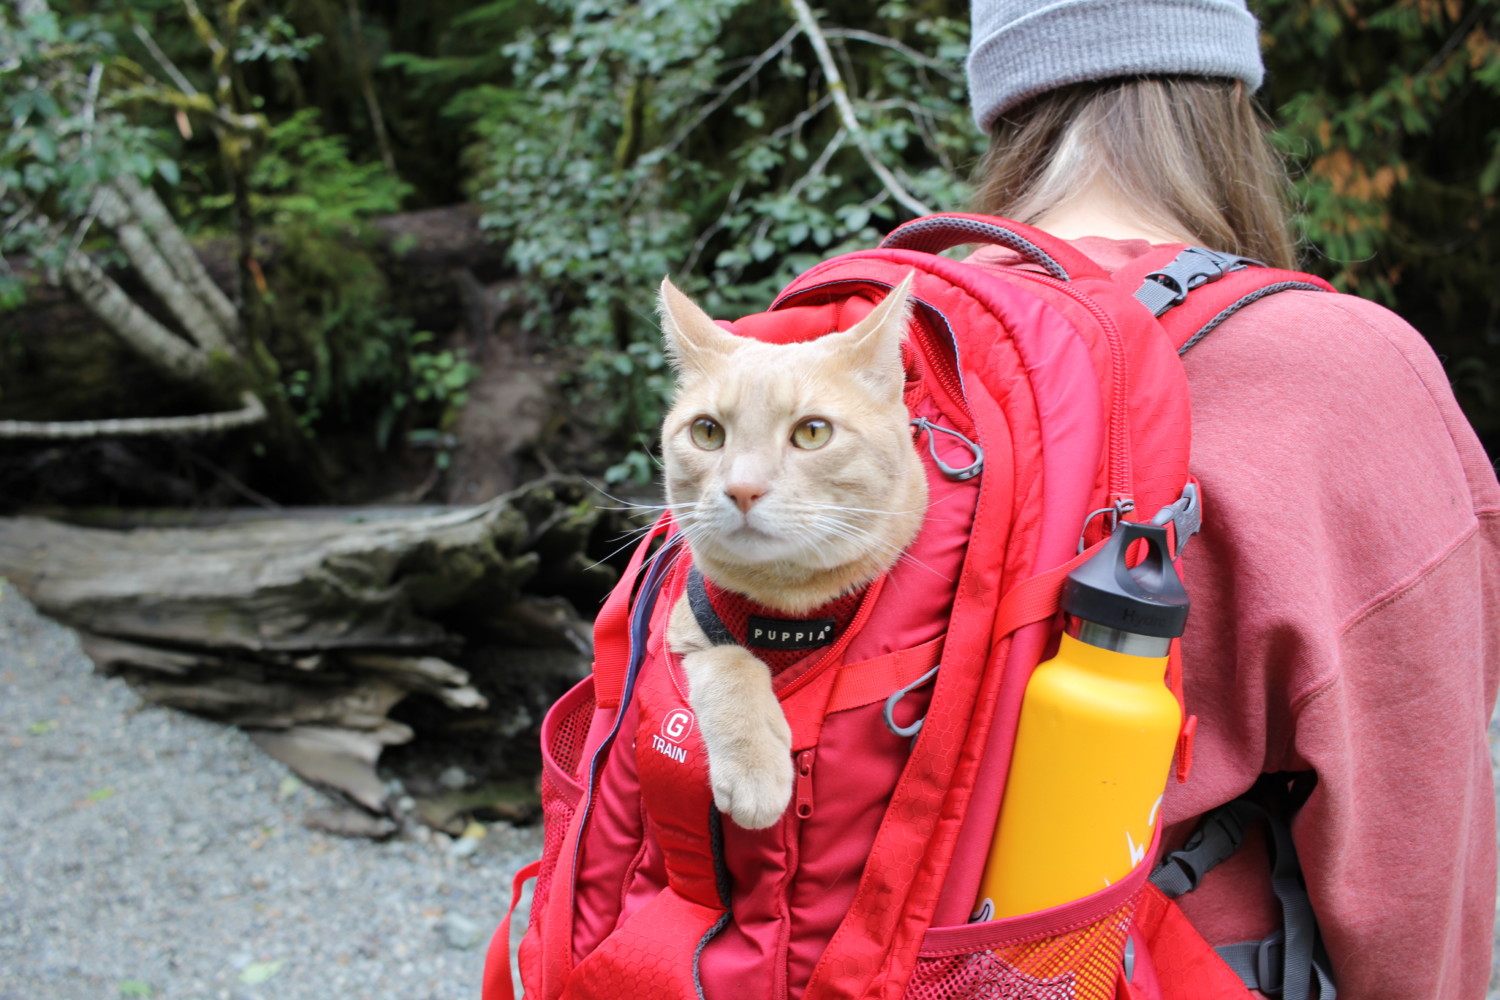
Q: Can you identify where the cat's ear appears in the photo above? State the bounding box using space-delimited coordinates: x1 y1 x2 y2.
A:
660 277 739 379
833 270 915 399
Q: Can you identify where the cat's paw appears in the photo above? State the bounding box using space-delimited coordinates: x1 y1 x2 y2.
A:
710 721 794 830
680 642 796 830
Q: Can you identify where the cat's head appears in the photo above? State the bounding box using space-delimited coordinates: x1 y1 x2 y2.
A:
657 273 928 612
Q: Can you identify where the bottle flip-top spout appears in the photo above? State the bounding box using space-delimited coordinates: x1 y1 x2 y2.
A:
1063 520 1190 656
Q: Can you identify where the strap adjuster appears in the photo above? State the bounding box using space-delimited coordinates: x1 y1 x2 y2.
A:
1256 928 1287 998
1135 247 1263 317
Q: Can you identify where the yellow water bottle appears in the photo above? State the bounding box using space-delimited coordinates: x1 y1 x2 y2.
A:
974 520 1188 921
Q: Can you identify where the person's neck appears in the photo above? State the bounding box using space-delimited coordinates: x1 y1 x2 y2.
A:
1029 190 1188 245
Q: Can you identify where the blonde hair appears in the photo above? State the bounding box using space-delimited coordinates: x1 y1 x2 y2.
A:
973 77 1298 270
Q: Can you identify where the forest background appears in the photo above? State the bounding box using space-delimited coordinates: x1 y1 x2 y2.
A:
2 0 1497 512
1 4 1497 989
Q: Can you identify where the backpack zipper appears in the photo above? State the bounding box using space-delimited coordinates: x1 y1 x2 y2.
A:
770 277 974 434
1001 268 1135 508
795 750 816 819
777 267 1131 506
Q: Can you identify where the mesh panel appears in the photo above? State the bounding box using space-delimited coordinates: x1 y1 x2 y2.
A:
549 692 595 780
903 898 1136 1000
531 691 597 938
533 769 575 920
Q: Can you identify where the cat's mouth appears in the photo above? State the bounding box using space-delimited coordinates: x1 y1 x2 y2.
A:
702 514 797 562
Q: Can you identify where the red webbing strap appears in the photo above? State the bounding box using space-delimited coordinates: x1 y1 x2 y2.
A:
997 540 1198 784
482 859 542 1000
826 636 944 715
800 383 1012 1000
593 514 674 709
991 541 1102 639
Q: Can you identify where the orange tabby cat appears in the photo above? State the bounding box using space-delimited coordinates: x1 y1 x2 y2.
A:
656 273 928 828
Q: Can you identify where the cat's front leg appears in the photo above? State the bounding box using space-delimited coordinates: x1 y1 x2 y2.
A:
679 643 794 829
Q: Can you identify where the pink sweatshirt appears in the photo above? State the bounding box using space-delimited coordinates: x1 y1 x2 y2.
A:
1072 237 1500 999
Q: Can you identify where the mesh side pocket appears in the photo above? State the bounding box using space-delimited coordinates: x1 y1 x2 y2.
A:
533 681 596 919
904 890 1139 1000
519 680 599 994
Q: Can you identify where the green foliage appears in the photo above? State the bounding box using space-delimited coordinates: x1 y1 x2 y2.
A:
390 331 482 461
1258 0 1500 445
464 0 980 475
234 13 321 64
240 108 434 445
250 108 410 229
406 332 481 410
381 0 547 107
0 4 179 301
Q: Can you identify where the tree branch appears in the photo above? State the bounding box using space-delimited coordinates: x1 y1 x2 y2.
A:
132 22 200 97
0 391 267 439
821 27 963 82
92 183 237 357
58 240 211 384
112 173 240 341
661 23 803 157
785 0 933 218
346 0 398 176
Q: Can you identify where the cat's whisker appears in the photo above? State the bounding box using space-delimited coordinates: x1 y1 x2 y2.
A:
795 515 907 564
586 520 670 569
892 548 952 582
581 496 703 569
585 481 662 509
800 501 931 518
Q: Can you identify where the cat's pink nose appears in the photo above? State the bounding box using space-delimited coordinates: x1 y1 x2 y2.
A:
725 485 766 514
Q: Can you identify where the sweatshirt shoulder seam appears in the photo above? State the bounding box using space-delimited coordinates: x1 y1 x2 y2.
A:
1287 509 1499 718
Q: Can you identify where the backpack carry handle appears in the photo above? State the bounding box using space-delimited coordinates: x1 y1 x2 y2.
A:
879 213 1100 282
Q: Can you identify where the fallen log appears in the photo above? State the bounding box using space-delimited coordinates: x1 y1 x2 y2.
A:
0 475 624 819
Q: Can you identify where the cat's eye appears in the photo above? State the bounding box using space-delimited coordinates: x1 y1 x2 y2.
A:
690 418 725 450
791 418 833 450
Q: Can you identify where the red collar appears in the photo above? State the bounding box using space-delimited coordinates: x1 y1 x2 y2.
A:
687 567 866 674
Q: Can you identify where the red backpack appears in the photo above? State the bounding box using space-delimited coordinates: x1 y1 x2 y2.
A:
483 214 1336 1000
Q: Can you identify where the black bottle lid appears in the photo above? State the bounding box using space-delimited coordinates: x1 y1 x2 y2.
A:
1062 520 1190 639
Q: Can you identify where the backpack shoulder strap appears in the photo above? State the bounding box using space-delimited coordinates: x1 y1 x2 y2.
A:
1114 246 1337 354
1151 774 1337 1000
593 514 678 708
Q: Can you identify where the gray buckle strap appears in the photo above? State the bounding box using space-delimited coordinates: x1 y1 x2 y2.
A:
1217 933 1284 996
1150 801 1248 898
1134 247 1263 317
1216 930 1337 1000
1153 781 1337 1000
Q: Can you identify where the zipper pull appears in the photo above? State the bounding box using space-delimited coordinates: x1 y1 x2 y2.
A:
910 417 983 481
795 750 816 819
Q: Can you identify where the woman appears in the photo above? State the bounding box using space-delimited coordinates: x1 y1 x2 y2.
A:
965 2 1500 998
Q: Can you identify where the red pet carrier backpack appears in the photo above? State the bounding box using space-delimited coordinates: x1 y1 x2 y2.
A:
483 214 1336 1000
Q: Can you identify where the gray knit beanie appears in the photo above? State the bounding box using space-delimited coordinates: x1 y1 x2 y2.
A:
968 0 1265 134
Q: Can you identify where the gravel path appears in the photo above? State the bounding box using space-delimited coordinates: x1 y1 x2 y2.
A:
0 581 538 1000
2 578 1497 998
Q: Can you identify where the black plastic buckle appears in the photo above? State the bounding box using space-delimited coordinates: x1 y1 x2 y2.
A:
1256 928 1287 998
1137 247 1263 316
